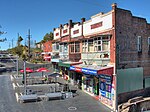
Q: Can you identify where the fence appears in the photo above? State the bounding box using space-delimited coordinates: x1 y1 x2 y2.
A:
117 67 143 94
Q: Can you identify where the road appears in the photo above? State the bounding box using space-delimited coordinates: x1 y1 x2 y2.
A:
0 74 112 112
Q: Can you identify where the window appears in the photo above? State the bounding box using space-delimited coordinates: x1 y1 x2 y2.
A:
56 43 59 50
102 40 109 51
52 43 59 51
70 42 80 53
82 36 110 52
94 38 102 52
64 44 68 52
70 43 74 53
82 40 88 52
59 45 63 52
88 39 93 52
137 36 142 52
75 43 80 52
148 37 150 51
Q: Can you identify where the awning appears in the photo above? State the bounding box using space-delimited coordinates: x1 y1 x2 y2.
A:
58 62 82 68
70 64 113 76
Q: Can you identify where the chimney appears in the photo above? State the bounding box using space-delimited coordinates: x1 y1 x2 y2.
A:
81 18 86 23
69 20 73 28
100 12 104 15
59 24 63 28
112 3 117 10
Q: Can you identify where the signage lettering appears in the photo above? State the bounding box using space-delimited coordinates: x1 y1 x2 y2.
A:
81 68 97 75
91 22 103 29
56 33 59 36
70 66 75 70
73 29 79 34
63 29 67 34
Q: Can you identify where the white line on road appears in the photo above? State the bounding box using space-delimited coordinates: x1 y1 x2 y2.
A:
16 83 19 87
15 92 19 102
10 75 14 81
12 83 16 90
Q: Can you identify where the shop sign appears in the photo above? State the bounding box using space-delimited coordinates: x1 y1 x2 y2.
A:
99 74 112 81
69 66 82 72
75 67 82 72
70 66 75 70
81 68 97 75
100 74 113 100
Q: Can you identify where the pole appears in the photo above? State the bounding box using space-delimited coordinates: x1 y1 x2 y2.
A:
28 29 31 59
23 60 27 95
16 56 19 77
113 63 118 112
12 39 13 48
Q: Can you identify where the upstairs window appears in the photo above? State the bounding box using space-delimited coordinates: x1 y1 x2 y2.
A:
137 36 142 52
148 37 150 52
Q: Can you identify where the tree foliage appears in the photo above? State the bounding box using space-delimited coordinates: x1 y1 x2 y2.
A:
41 32 53 43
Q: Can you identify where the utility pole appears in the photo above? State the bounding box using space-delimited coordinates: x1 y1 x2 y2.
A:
17 33 19 46
27 29 31 59
12 39 13 48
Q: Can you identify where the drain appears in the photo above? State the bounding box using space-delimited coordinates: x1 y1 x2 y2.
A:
68 106 77 111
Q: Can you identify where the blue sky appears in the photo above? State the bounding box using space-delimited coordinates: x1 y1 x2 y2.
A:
0 0 150 50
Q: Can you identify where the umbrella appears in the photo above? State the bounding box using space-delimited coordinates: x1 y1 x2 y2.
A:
20 68 34 73
35 67 50 72
35 67 50 77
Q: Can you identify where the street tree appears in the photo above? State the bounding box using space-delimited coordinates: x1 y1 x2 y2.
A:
41 32 53 43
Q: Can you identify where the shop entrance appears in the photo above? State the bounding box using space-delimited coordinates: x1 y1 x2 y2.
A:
76 72 82 89
93 77 99 95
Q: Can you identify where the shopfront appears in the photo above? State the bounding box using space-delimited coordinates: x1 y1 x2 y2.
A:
70 65 115 109
51 59 60 73
70 66 100 95
59 62 82 83
98 67 114 109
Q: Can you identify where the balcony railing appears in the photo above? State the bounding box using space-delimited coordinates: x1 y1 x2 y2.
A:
82 51 110 60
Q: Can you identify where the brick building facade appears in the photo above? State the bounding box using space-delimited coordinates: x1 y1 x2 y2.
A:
51 3 150 111
115 5 150 77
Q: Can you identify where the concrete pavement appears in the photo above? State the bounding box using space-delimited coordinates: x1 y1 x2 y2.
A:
10 73 112 112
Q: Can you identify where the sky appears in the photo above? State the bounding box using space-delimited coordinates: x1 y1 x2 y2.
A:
0 0 150 50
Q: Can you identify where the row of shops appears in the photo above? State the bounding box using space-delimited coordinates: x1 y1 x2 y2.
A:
52 61 116 109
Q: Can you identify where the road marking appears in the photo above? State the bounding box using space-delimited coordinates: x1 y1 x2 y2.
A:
68 107 77 111
12 83 16 89
16 83 19 87
15 92 19 102
10 75 13 81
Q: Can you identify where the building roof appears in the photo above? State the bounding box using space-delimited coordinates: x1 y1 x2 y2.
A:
73 64 113 71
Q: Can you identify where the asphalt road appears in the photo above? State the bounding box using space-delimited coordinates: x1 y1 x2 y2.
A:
0 74 112 112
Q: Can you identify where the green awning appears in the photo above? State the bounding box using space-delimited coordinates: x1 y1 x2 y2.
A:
58 62 70 67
